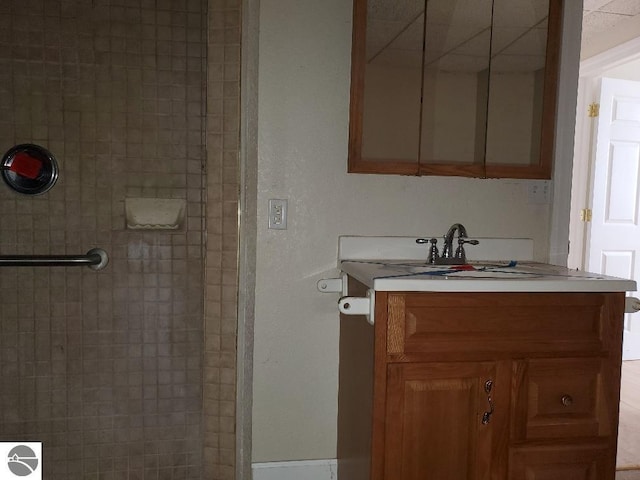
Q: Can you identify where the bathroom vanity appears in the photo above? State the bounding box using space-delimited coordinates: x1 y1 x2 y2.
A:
328 237 637 480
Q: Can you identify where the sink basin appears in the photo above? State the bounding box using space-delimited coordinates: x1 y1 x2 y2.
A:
433 269 541 279
376 261 512 270
407 263 540 279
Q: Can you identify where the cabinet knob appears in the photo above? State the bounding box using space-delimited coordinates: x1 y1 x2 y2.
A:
561 394 573 407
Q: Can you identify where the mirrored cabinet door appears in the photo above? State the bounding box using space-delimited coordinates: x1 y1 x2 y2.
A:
485 0 561 179
419 0 492 177
350 0 425 174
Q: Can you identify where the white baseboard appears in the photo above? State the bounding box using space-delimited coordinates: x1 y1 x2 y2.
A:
252 459 337 480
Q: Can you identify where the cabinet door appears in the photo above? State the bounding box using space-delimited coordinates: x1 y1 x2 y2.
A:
418 0 492 175
384 362 501 480
484 0 561 179
349 0 424 174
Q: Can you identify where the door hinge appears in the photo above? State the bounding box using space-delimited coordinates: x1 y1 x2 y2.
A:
588 103 600 118
580 208 593 222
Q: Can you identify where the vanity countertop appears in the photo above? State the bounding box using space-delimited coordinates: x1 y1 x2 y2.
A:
337 236 637 293
340 259 637 293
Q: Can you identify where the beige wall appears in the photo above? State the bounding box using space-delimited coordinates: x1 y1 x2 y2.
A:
604 58 640 81
252 0 581 463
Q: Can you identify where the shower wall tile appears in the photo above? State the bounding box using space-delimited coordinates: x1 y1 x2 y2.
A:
204 0 240 478
0 0 241 478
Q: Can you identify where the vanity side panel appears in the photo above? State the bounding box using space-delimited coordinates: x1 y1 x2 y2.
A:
337 278 376 480
601 292 625 463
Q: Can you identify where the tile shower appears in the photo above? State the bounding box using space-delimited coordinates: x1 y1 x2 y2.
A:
0 0 240 479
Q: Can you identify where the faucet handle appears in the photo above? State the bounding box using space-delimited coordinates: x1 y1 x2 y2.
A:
416 237 440 264
459 238 479 246
454 238 479 261
428 238 439 264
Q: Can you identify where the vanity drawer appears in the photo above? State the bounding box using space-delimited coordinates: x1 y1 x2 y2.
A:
385 292 614 357
511 358 611 441
509 444 612 480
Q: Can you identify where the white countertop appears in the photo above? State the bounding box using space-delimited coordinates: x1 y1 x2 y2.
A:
340 259 637 293
337 236 637 293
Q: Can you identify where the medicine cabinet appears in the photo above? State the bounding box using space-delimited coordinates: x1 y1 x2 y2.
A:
348 0 562 178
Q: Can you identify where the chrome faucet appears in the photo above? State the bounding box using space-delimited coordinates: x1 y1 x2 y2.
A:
442 223 468 259
416 223 479 264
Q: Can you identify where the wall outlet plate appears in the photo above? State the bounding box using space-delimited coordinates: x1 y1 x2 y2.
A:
527 180 551 205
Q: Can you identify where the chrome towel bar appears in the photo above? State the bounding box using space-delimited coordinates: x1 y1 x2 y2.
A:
0 248 108 270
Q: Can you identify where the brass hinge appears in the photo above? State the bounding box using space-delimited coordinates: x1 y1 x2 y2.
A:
580 208 593 222
588 103 600 118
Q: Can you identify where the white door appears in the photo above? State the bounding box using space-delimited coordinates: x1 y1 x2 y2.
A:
587 77 640 360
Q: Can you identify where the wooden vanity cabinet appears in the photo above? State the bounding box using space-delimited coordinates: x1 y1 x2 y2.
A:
337 288 625 480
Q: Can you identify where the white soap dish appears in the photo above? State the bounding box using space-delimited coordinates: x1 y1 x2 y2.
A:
125 197 186 230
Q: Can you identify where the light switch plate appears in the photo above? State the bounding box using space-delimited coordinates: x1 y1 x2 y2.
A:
268 199 288 230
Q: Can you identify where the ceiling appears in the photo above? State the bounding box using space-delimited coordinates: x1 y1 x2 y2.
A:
582 0 640 41
581 0 640 54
